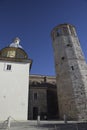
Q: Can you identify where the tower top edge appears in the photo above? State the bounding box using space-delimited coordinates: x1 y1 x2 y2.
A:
59 23 75 27
51 23 76 39
51 23 75 33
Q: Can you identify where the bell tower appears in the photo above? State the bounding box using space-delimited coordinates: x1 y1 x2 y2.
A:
51 24 87 120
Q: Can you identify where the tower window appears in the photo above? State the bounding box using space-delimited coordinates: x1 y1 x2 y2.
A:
44 76 46 82
67 44 70 47
67 44 72 47
57 32 60 36
61 57 65 60
69 26 75 36
71 66 74 70
63 27 69 35
57 29 61 36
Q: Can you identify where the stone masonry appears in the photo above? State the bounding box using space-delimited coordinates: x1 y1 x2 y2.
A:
28 75 58 120
51 23 87 120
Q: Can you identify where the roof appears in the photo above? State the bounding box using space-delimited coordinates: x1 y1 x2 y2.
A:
0 47 28 59
0 38 32 65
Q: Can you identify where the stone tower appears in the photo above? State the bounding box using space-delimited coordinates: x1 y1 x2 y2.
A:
0 37 32 120
51 23 87 120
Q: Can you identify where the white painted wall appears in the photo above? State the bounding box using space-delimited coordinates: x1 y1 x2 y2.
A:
0 61 30 121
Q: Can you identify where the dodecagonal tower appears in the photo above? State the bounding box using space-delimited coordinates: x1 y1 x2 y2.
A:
51 23 87 120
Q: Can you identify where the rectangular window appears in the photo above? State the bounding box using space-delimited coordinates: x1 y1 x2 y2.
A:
63 27 69 35
34 93 37 100
7 65 11 70
4 64 12 71
71 66 74 70
57 29 61 36
61 56 65 60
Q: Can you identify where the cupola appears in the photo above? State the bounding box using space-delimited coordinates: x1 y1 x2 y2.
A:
0 37 29 60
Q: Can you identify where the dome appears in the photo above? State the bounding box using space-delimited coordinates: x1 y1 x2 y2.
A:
0 37 28 59
0 47 28 59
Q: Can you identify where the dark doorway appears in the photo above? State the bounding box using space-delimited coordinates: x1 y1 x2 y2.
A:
33 107 38 120
47 89 59 120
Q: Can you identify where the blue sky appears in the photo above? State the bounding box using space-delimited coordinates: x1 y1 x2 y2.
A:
0 0 87 75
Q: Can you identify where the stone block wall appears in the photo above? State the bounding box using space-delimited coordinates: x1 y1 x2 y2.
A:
51 23 87 120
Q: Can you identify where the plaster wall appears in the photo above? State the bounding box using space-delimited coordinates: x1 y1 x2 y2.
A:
0 61 30 120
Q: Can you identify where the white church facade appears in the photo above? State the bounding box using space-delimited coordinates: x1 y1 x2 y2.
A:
0 37 32 120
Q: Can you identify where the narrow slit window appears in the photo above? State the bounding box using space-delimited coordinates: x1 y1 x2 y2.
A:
71 66 74 70
34 93 37 100
63 27 69 35
61 57 65 60
67 44 72 47
44 77 46 82
57 29 61 36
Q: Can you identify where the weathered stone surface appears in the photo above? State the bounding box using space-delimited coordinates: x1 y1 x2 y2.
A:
28 75 58 120
51 23 87 120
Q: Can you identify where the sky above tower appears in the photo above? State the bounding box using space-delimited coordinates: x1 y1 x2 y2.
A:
0 0 87 75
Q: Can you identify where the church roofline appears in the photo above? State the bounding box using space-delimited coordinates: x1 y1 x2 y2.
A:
0 57 32 64
30 74 56 78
